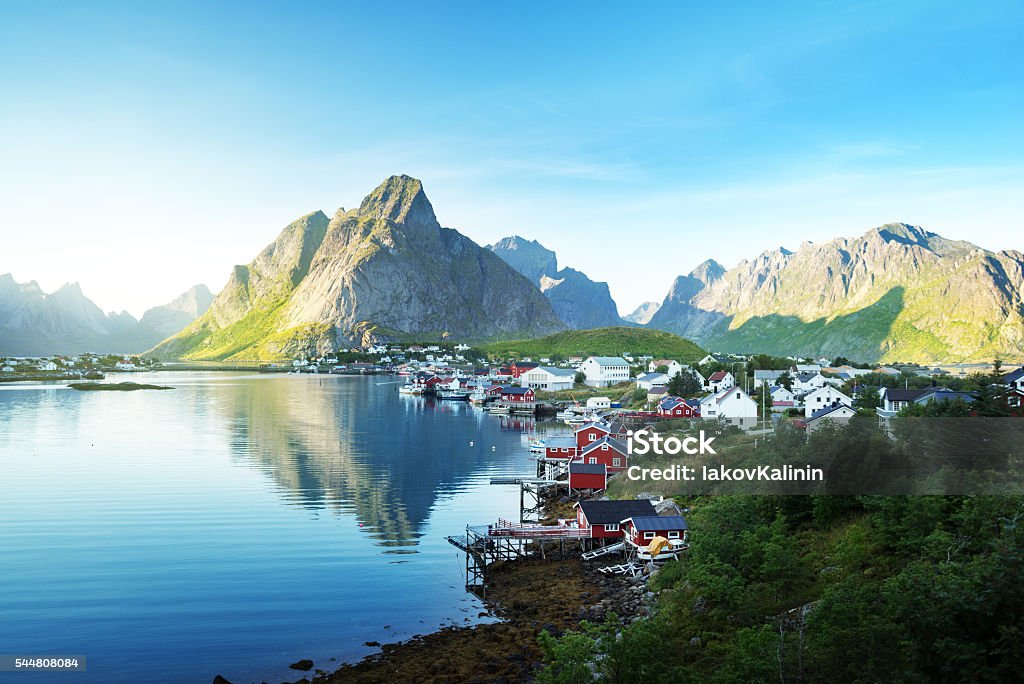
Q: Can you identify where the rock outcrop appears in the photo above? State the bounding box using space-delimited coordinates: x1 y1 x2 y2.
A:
151 176 565 360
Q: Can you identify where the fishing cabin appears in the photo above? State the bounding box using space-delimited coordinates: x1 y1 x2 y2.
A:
621 515 689 547
575 499 657 542
577 436 629 473
568 462 607 493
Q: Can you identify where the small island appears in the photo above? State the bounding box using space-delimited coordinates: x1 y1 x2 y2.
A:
67 382 174 391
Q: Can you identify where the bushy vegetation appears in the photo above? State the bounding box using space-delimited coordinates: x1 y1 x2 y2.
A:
482 327 705 363
539 494 1024 683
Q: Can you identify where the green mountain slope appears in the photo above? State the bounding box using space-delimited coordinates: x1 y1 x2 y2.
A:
482 326 705 361
150 176 565 361
648 223 1024 363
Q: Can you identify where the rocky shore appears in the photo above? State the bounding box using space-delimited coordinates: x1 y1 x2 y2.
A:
277 555 657 684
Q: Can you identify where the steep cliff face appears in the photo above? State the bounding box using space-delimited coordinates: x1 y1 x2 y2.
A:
151 176 565 360
648 224 1024 363
487 235 623 329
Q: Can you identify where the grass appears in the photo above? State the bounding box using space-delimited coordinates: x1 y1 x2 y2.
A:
481 326 705 361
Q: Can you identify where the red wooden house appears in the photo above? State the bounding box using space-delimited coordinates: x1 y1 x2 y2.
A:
621 515 688 547
568 462 607 492
575 499 657 541
576 436 628 473
575 422 612 448
498 386 535 404
509 361 540 378
657 396 700 418
543 436 579 460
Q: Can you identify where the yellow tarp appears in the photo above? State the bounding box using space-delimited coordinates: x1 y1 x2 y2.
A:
648 536 670 557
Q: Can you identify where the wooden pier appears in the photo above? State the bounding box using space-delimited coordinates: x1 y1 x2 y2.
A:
446 519 589 595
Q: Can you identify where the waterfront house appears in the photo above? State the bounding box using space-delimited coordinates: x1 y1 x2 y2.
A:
802 403 857 433
38 360 59 371
543 436 579 460
568 462 607 492
620 515 688 548
498 386 536 405
657 396 700 418
522 366 575 391
635 372 669 391
575 499 657 541
803 386 852 417
575 422 613 448
580 356 630 387
706 370 735 393
770 385 795 408
700 386 758 429
586 396 611 410
576 436 628 473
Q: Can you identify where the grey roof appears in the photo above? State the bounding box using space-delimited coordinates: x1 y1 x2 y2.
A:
569 462 607 475
636 372 669 382
808 403 854 420
754 370 784 381
578 499 656 525
536 366 577 377
587 356 629 366
545 436 578 448
579 436 628 457
796 372 820 382
624 515 688 531
500 386 534 395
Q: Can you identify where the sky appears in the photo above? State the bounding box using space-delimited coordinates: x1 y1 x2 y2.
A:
1 1 1022 318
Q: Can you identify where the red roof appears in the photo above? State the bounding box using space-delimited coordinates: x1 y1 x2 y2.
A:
708 371 729 382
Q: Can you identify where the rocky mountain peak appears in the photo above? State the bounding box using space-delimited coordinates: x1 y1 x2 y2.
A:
357 175 437 228
690 259 726 285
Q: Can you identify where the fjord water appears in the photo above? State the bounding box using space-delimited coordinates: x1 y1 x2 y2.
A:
0 373 537 683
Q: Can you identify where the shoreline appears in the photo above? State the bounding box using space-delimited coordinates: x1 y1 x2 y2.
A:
275 556 654 684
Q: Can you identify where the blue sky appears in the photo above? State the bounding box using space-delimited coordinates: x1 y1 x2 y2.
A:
1 1 1022 317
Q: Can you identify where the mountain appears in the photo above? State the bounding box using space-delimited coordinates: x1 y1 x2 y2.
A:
150 176 565 361
138 285 214 339
487 235 623 329
0 277 211 356
647 223 1024 363
623 301 661 325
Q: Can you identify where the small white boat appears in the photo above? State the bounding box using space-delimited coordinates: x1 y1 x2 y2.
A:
528 439 546 454
469 390 487 403
398 384 422 395
488 404 511 415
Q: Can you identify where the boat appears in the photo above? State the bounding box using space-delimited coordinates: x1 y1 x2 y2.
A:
630 537 688 562
398 384 422 395
437 389 470 401
469 389 487 404
487 404 511 414
528 438 546 454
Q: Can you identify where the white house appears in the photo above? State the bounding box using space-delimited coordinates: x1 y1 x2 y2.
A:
803 386 853 417
706 370 735 393
648 359 685 376
580 357 630 388
522 366 576 391
769 385 796 409
792 372 828 396
586 396 611 410
794 363 822 374
634 372 669 391
37 361 58 372
700 386 758 429
804 404 856 434
1 366 14 373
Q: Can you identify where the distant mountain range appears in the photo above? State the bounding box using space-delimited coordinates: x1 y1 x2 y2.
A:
150 176 564 360
647 223 1024 363
486 236 623 329
0 277 212 356
6 176 1023 366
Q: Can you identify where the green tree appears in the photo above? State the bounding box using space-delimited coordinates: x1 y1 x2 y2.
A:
668 370 703 397
573 371 586 386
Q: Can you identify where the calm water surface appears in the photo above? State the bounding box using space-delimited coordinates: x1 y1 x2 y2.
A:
0 373 550 683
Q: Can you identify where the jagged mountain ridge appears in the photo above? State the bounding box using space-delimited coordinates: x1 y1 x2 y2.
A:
623 301 662 325
151 176 565 361
487 235 623 329
647 223 1024 363
0 277 213 356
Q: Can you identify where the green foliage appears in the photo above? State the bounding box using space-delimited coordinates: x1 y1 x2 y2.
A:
542 495 1024 682
483 327 705 363
667 370 703 397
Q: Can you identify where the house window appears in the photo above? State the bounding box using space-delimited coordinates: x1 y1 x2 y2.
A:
643 532 655 540
561 448 569 453
589 434 596 441
589 457 598 464
603 524 619 532
612 458 621 467
668 531 680 538
601 445 608 450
